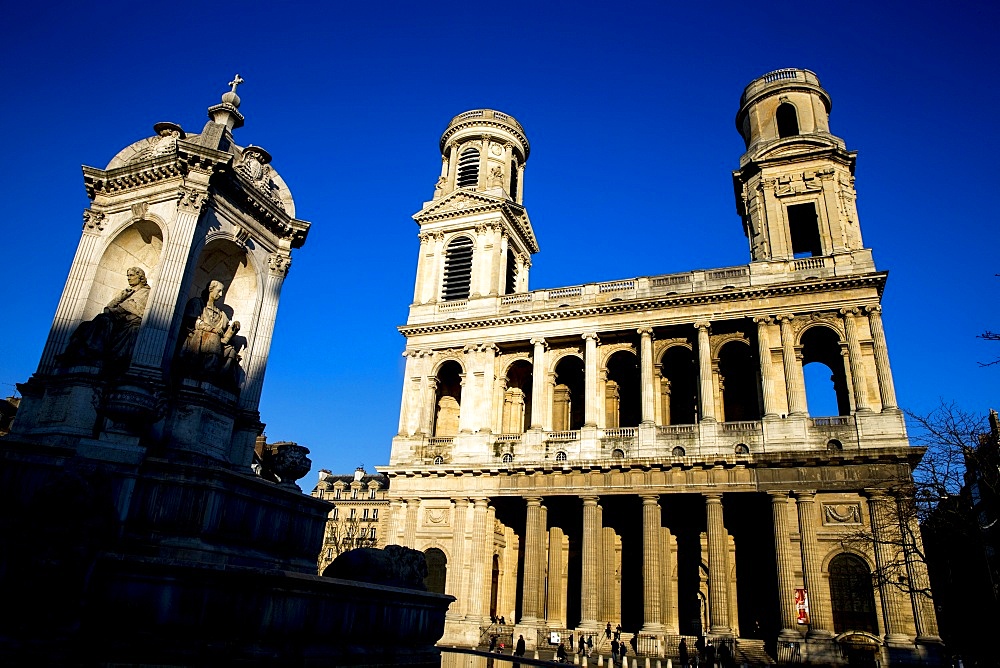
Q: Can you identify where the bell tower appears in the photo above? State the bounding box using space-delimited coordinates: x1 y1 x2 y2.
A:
409 109 538 311
733 69 871 269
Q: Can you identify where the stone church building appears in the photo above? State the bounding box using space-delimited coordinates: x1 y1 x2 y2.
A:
380 69 941 665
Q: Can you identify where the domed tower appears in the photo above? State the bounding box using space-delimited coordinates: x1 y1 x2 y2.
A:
410 109 538 310
733 69 869 268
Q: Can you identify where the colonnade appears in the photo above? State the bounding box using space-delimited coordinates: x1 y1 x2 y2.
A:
391 487 936 645
409 307 900 437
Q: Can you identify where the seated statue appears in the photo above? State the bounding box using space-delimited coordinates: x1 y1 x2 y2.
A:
178 280 241 388
60 266 151 370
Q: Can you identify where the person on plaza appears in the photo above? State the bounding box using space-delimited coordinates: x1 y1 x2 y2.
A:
515 634 526 657
695 634 706 663
500 615 506 625
587 635 594 656
569 635 574 652
556 642 567 663
489 635 497 652
620 638 628 663
705 639 716 667
615 623 622 641
578 635 586 658
611 638 620 664
679 637 689 666
605 622 612 639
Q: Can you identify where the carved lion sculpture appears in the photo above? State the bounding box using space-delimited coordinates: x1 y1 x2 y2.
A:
325 544 428 590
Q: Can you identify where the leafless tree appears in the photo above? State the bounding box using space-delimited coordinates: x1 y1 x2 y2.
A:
318 514 380 573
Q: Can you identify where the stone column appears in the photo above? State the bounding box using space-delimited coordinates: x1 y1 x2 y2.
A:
38 214 105 372
903 510 941 641
580 495 601 628
795 492 833 637
521 497 545 623
639 327 655 425
584 333 600 427
478 135 489 190
403 497 421 547
548 527 567 626
705 493 730 634
641 494 664 631
755 317 779 418
865 305 898 411
778 316 808 416
695 322 716 422
240 253 290 411
601 526 616 622
661 526 678 633
424 375 439 435
498 232 510 295
385 499 403 546
769 491 799 638
132 190 207 371
447 498 469 619
467 497 491 625
866 491 910 644
530 338 547 430
414 232 430 303
425 232 445 303
840 308 871 412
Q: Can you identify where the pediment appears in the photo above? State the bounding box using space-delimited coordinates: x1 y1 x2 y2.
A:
414 190 507 221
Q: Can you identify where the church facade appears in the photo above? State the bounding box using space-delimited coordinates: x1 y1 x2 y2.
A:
380 69 942 665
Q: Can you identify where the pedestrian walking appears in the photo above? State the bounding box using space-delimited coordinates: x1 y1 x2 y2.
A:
679 637 689 666
611 638 620 664
515 634 525 657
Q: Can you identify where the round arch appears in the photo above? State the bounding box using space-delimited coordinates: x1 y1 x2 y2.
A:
86 219 164 320
423 547 448 594
717 339 761 422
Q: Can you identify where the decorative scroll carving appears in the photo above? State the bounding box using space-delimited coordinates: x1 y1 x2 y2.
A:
177 187 207 210
425 507 450 526
239 146 285 212
130 201 149 220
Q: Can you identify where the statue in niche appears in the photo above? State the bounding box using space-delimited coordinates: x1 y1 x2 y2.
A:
178 280 242 388
60 266 151 370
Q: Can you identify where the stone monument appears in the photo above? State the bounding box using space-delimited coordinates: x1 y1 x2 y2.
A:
0 76 451 665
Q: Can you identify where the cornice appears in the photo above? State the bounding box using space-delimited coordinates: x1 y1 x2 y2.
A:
399 272 887 337
82 141 231 200
415 191 537 253
212 165 310 249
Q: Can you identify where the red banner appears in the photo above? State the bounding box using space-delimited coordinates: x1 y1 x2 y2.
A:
795 588 810 625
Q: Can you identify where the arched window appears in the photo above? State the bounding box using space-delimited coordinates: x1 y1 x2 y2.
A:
827 439 843 451
502 360 533 434
442 236 474 301
434 360 463 437
424 547 447 594
501 453 514 464
829 553 878 634
777 103 799 138
606 350 640 428
555 451 568 461
718 340 762 422
432 455 444 465
457 148 480 188
801 326 850 416
672 446 686 457
509 159 519 200
734 443 749 455
611 448 625 459
660 346 698 425
553 356 586 431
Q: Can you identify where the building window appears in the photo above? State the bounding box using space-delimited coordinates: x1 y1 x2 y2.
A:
349 508 356 519
351 487 358 500
369 488 377 499
363 508 369 520
372 508 378 520
501 453 514 464
335 488 341 499
827 439 843 451
326 548 333 559
505 247 518 294
787 202 822 258
433 455 444 465
370 527 377 539
442 236 474 301
777 103 799 138
672 446 686 457
457 147 480 188
332 507 339 520
829 553 878 634
509 159 519 199
734 443 749 454
611 448 625 459
555 451 568 461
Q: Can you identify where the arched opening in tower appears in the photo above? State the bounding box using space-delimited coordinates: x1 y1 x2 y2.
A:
434 360 463 436
441 236 474 301
457 147 480 188
552 356 585 431
660 345 698 425
776 102 800 138
502 360 533 433
800 326 851 416
718 340 762 422
605 350 640 428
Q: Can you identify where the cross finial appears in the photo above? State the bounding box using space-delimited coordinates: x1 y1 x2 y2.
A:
228 74 244 93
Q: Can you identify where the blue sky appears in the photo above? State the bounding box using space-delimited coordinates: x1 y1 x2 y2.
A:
1 1 996 475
